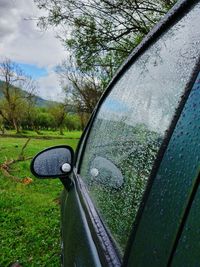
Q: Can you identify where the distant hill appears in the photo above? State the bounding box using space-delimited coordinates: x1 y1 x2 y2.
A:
0 80 59 107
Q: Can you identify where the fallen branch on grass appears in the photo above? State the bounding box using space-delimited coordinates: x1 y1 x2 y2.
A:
1 166 21 183
17 138 31 161
0 138 33 184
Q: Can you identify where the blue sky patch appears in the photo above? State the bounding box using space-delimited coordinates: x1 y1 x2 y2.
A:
17 62 48 79
103 98 130 113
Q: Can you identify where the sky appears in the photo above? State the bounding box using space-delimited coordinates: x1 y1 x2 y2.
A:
0 0 67 101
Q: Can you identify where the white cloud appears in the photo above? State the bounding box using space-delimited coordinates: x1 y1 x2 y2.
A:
0 0 68 101
37 70 65 102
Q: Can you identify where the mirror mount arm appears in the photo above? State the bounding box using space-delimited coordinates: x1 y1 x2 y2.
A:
60 177 73 191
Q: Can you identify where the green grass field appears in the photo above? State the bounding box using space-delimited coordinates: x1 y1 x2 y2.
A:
0 136 79 266
2 130 82 139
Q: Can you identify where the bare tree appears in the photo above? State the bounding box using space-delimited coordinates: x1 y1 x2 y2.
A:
57 58 103 124
0 58 36 133
56 58 103 128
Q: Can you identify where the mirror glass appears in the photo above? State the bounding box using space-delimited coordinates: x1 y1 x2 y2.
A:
32 147 72 178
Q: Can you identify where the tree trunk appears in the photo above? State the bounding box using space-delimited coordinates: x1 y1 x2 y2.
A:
59 126 64 135
0 126 5 135
13 118 20 133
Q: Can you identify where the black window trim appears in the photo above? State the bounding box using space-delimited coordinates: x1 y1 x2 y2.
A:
74 171 122 267
71 0 200 265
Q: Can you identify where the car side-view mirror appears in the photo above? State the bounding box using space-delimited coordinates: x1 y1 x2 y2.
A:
30 145 74 179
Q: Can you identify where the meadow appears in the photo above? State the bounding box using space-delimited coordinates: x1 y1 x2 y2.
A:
0 133 80 266
2 130 82 139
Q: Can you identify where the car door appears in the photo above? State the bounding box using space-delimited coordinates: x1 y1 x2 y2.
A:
164 71 200 267
61 1 200 266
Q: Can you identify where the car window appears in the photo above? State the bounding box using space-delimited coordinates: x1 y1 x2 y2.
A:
79 2 200 254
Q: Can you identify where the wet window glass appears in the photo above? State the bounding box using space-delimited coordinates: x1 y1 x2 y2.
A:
79 3 200 254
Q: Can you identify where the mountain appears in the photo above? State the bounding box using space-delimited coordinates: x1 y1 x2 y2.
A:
0 80 59 107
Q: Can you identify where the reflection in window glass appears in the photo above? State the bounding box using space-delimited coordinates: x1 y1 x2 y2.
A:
80 3 200 254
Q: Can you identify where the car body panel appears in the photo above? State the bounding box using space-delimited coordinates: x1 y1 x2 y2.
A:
171 179 200 266
61 182 102 267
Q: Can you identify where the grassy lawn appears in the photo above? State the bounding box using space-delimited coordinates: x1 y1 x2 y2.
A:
2 130 82 139
0 136 79 266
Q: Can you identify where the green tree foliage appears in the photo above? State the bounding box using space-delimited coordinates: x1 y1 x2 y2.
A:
34 0 178 121
0 59 36 133
21 105 82 133
0 114 5 134
65 114 82 131
0 95 29 132
48 103 67 135
29 107 54 131
35 0 177 74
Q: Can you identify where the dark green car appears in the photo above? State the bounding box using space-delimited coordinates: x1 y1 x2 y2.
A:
31 0 200 266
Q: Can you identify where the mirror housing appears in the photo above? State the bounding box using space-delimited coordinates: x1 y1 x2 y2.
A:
30 145 74 179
